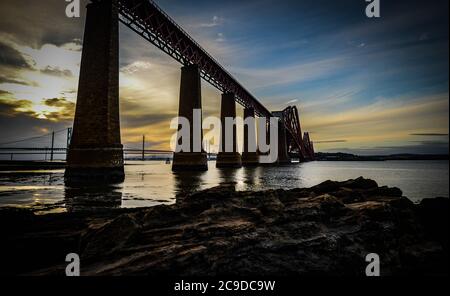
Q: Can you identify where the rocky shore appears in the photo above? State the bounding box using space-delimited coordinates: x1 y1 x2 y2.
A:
0 177 448 276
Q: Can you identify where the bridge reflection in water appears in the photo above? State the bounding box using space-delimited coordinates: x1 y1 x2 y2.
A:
173 171 205 200
64 185 123 213
63 165 266 211
0 162 272 212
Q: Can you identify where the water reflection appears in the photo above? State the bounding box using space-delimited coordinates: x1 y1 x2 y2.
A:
64 184 122 213
173 171 205 200
0 160 448 212
217 168 238 187
241 166 261 189
47 173 57 185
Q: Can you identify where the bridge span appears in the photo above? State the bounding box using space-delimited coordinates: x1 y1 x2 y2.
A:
66 0 314 181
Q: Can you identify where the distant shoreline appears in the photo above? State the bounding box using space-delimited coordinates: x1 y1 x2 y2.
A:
314 152 449 161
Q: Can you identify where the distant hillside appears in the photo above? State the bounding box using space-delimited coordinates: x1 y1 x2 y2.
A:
315 152 449 161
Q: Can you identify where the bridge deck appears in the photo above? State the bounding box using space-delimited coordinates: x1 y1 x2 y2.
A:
117 0 272 117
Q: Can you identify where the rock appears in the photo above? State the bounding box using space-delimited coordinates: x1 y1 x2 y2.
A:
311 180 341 194
81 213 142 259
341 177 378 190
366 186 403 197
0 177 447 276
186 185 236 201
330 188 365 203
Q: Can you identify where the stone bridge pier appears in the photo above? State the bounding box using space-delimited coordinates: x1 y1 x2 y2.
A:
241 107 259 166
277 124 291 164
172 64 208 171
65 0 124 182
272 111 291 164
216 92 242 168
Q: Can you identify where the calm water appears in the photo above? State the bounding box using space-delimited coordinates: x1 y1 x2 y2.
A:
0 160 448 213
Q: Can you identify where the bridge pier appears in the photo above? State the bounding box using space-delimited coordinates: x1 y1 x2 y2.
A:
241 107 259 166
65 0 124 182
216 92 242 168
277 124 291 164
303 132 315 160
172 64 208 171
256 119 269 164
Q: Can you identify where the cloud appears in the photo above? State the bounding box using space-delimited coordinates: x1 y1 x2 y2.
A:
120 96 175 129
40 66 73 78
285 99 298 105
306 93 449 131
0 35 81 111
230 56 347 90
410 133 448 136
322 142 449 155
0 97 69 144
61 39 83 52
315 140 348 144
120 61 153 75
43 97 73 108
410 140 448 145
0 90 12 96
307 92 449 154
372 140 449 155
321 136 449 155
60 89 77 96
198 16 224 28
122 113 172 129
216 32 225 42
19 43 81 76
0 95 75 124
300 89 360 111
0 36 82 107
41 97 75 121
0 0 88 48
0 40 33 69
0 97 35 117
0 75 38 86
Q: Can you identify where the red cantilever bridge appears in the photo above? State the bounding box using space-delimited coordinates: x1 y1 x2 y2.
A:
66 0 314 181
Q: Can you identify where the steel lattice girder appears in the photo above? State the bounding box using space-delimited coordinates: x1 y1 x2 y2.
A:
282 106 305 159
116 0 272 117
114 0 315 159
302 132 315 160
279 106 314 160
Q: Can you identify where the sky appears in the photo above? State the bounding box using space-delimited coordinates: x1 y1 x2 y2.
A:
0 0 448 155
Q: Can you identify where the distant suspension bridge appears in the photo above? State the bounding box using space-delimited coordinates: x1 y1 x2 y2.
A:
0 128 172 161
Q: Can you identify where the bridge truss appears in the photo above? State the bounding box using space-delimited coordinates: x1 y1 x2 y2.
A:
280 106 315 161
115 0 314 159
117 0 272 117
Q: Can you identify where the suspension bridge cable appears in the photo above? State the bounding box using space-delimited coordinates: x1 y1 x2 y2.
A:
0 127 70 146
